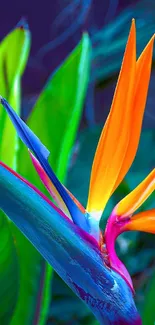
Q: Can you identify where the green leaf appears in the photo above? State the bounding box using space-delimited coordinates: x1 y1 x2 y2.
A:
0 20 31 167
27 32 90 181
0 214 19 325
0 22 30 325
14 33 91 325
142 269 155 325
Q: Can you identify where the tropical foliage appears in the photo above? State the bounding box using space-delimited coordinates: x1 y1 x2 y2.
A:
0 9 155 325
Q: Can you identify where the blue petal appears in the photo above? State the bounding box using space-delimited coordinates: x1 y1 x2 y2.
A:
0 96 89 231
0 164 141 325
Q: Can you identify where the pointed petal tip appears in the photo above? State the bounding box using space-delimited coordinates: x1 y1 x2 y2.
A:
128 19 135 41
0 96 7 107
147 33 155 54
143 33 155 52
137 33 154 67
131 18 135 27
130 18 136 34
0 96 5 107
16 17 29 31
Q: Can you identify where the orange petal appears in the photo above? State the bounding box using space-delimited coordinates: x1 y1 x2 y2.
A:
123 209 155 233
113 34 155 192
86 20 136 217
115 169 155 217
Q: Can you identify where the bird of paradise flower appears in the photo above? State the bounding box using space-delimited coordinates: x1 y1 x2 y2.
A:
0 20 155 325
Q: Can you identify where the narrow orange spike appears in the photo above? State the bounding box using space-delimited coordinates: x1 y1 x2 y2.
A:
113 35 155 192
123 209 155 233
115 169 155 217
86 20 136 217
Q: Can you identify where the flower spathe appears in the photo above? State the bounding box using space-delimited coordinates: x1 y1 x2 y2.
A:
0 20 154 325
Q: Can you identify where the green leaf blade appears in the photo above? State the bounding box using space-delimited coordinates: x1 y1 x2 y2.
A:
0 212 19 325
0 22 31 167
